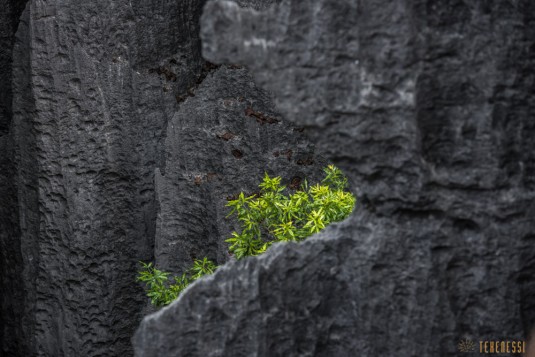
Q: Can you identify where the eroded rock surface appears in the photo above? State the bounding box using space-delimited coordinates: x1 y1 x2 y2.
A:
1 0 316 355
8 0 200 354
134 1 535 356
154 65 324 273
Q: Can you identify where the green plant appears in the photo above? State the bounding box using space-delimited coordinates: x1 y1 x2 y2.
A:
138 165 355 307
137 262 177 307
225 165 356 259
189 257 217 279
137 258 217 307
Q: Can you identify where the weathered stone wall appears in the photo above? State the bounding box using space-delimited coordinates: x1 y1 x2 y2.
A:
1 0 313 355
134 1 535 356
3 0 535 355
154 65 324 273
8 0 197 354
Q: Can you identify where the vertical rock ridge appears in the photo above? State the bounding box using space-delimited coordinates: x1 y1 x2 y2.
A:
5 0 208 355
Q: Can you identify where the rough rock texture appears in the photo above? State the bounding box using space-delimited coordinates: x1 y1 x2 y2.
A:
4 0 202 355
1 0 317 355
234 0 281 10
134 0 535 356
8 0 199 354
154 65 324 273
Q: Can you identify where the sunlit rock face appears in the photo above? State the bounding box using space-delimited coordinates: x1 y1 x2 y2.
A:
134 1 535 356
2 0 313 355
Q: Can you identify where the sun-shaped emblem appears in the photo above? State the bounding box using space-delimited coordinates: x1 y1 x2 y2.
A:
458 339 476 353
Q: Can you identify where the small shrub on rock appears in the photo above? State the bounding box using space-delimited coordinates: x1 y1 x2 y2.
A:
226 165 356 259
138 165 355 307
137 257 217 307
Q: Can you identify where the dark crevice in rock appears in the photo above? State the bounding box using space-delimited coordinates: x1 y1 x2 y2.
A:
174 61 221 103
245 106 280 124
0 0 30 355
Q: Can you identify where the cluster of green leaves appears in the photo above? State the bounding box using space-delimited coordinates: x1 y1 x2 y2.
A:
226 165 356 259
138 165 355 307
137 257 217 307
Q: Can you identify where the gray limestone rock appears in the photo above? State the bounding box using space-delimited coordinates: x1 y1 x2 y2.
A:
133 0 535 356
3 0 535 355
5 0 206 355
1 0 318 355
154 65 324 274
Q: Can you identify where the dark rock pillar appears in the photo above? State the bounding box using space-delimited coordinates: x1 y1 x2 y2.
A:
6 0 207 355
0 0 30 355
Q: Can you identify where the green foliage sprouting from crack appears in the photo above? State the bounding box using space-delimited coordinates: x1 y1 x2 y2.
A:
226 165 356 258
138 165 356 307
137 258 216 307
